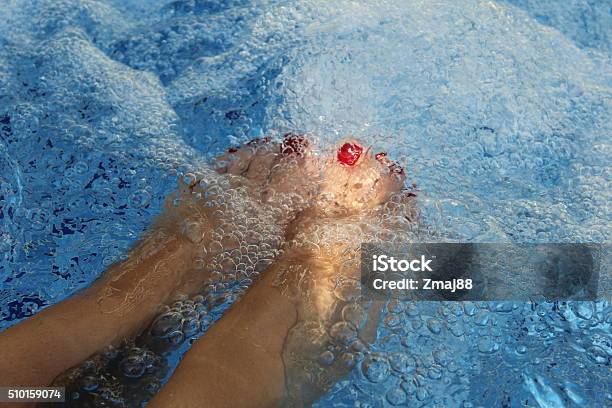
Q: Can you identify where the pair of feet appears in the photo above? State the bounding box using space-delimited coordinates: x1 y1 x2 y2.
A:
213 133 407 224
147 134 416 407
168 132 412 297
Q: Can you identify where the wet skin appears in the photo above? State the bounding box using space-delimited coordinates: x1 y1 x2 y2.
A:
0 135 414 408
149 138 411 407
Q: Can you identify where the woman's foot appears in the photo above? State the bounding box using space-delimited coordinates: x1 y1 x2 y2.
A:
272 139 415 406
284 139 409 238
158 133 329 307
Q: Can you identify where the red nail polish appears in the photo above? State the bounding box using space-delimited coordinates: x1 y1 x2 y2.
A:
281 133 309 156
337 142 363 166
375 152 387 162
228 147 238 153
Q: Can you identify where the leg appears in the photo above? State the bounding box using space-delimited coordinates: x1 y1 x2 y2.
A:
147 261 297 408
0 135 316 391
0 217 199 389
149 141 415 407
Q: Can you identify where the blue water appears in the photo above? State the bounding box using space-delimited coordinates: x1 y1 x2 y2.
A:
0 0 610 406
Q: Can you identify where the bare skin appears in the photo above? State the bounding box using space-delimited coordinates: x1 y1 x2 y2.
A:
0 135 316 395
0 218 198 389
149 141 411 408
0 136 414 408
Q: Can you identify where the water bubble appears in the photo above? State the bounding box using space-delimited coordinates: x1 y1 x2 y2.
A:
144 379 161 394
339 352 357 369
405 303 420 317
473 310 490 326
389 353 415 374
387 299 405 314
329 321 357 344
492 302 516 313
361 355 390 383
400 380 417 395
416 387 429 401
426 318 443 334
386 386 408 406
427 367 443 380
182 317 200 336
119 355 146 378
342 304 367 328
384 313 401 328
350 339 368 353
150 312 182 337
433 349 452 367
183 173 197 186
143 350 162 372
477 336 499 354
318 350 335 366
463 302 477 316
409 318 423 330
168 330 185 346
128 189 151 208
80 375 98 392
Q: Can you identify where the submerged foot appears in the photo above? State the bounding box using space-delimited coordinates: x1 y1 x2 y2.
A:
262 138 416 406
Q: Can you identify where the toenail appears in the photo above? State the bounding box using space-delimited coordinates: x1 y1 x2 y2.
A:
375 152 387 162
389 162 404 176
376 151 404 175
281 133 309 156
337 142 363 166
247 137 271 146
228 147 238 153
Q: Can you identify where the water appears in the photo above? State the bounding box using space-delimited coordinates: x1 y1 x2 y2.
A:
0 0 610 406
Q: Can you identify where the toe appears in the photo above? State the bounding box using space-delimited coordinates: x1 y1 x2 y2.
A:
371 151 406 205
243 138 280 184
265 133 319 198
318 141 407 213
214 137 278 182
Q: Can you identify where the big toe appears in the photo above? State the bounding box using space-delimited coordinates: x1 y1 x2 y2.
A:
319 141 407 213
266 133 317 192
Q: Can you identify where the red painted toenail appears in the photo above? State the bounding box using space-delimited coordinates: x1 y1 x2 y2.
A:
337 142 363 166
375 152 387 162
281 133 309 156
228 147 238 153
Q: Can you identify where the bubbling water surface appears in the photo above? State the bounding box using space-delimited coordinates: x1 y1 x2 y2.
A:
0 0 609 406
